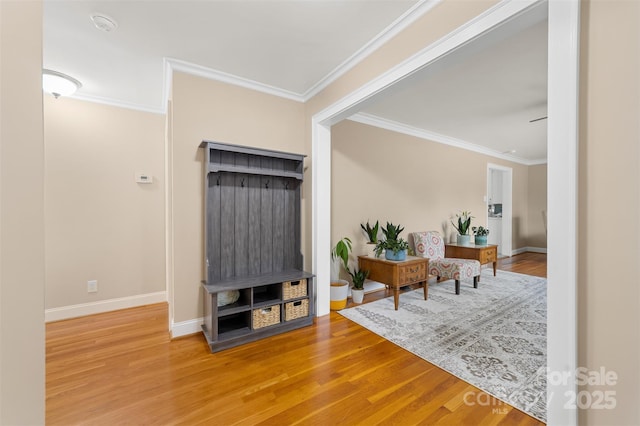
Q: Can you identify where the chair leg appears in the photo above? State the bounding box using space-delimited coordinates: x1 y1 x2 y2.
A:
473 276 478 289
455 280 460 295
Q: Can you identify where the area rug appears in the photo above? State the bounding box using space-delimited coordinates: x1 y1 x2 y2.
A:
339 269 547 422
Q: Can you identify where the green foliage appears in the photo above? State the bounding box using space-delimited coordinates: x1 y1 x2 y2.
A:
380 222 404 241
348 267 369 290
452 211 474 235
360 220 380 243
331 237 352 272
374 222 409 256
472 226 490 236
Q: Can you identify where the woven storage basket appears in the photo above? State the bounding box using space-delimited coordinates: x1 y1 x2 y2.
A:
285 299 309 321
282 279 307 300
252 305 280 329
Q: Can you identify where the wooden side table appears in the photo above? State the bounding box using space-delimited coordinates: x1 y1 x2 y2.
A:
358 255 429 310
444 243 498 277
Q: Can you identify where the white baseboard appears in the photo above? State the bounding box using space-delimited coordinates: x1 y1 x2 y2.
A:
527 246 548 254
45 291 167 322
171 317 204 338
511 246 548 255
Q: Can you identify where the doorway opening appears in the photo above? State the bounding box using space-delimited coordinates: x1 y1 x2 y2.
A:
487 163 513 257
312 1 579 424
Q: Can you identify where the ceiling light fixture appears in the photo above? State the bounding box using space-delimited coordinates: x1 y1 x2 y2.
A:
90 13 118 32
42 69 82 98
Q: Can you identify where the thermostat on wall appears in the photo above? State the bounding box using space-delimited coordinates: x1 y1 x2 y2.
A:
135 173 153 184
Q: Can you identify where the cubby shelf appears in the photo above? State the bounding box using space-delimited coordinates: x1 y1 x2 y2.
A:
199 141 314 353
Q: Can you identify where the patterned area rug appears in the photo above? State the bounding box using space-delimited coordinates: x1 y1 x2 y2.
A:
339 269 547 422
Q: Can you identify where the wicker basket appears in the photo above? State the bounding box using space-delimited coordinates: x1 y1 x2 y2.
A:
283 279 307 300
252 305 280 329
285 299 309 321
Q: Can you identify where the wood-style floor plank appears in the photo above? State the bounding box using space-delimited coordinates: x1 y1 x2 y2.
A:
46 253 547 425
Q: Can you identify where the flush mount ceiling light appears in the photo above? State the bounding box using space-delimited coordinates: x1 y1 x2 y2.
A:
90 13 118 32
42 69 82 98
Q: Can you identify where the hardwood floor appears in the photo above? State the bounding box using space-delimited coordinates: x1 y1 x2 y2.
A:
46 253 547 425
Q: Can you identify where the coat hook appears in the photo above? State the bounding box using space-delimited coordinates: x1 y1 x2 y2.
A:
241 178 245 188
265 180 269 189
216 176 220 186
285 181 289 190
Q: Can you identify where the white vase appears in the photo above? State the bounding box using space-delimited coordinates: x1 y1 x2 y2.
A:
351 288 365 304
367 242 378 258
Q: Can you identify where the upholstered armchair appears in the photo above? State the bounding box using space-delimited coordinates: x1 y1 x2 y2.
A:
410 231 481 295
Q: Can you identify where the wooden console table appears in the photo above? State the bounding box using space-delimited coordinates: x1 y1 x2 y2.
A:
358 255 429 310
445 243 498 277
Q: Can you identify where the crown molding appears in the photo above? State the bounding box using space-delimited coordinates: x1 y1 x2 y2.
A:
301 0 442 101
68 0 444 114
166 57 305 103
160 0 442 108
349 112 546 166
70 92 166 115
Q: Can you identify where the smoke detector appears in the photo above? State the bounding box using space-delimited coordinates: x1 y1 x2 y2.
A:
90 13 118 32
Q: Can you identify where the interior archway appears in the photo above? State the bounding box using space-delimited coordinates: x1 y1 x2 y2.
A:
312 1 579 424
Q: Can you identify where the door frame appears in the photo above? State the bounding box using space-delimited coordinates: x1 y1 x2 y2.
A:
312 0 579 424
487 163 513 256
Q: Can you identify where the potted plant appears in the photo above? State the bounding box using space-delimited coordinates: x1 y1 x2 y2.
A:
348 267 369 304
452 210 474 245
472 226 490 245
360 220 379 257
374 222 410 261
330 237 352 310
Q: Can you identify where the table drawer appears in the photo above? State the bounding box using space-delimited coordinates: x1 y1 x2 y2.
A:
399 262 426 285
479 247 497 264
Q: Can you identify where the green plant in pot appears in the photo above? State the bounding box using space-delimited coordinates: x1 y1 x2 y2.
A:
374 222 410 261
472 226 490 245
330 237 352 310
331 237 352 275
452 211 474 245
360 219 380 257
348 267 369 304
360 220 379 243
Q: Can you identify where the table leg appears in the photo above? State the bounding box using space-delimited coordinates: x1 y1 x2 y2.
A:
393 286 400 310
493 261 497 276
423 281 429 300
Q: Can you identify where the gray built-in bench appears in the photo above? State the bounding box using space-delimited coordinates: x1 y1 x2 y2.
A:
199 141 314 352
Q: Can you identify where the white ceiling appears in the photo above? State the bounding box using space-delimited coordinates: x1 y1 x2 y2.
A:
357 3 548 163
44 0 422 109
43 0 548 164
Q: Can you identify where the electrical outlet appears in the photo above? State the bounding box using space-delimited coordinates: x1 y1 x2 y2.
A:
87 280 98 293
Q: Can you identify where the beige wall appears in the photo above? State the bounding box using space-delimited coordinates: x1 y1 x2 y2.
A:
43 97 166 309
170 72 306 323
0 1 45 423
578 1 640 424
331 120 531 260
526 164 547 249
